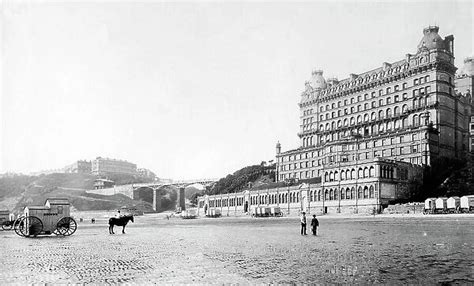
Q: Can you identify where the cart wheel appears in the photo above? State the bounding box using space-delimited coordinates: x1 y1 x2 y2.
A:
20 216 43 237
56 217 77 236
14 217 25 236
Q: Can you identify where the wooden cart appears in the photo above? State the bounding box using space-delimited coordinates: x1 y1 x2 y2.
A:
15 198 77 237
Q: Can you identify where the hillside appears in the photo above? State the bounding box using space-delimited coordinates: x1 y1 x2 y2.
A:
190 163 276 204
0 173 159 214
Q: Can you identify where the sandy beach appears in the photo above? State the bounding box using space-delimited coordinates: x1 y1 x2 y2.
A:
1 213 473 284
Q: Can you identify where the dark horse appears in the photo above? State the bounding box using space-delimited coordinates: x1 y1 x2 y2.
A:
108 215 134 234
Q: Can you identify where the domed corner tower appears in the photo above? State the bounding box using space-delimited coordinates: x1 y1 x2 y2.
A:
417 26 454 57
309 70 327 90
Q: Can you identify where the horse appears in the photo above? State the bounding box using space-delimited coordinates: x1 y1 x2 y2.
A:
108 215 134 234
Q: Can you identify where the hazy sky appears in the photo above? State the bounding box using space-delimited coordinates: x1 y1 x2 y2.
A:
1 1 473 179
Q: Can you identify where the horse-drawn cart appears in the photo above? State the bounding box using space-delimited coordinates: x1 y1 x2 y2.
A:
14 198 77 237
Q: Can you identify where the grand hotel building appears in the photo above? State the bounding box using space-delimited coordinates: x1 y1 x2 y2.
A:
197 26 472 216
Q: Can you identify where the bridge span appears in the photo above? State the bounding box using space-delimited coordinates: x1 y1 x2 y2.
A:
86 179 217 212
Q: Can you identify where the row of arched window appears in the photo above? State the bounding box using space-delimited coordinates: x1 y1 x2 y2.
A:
309 185 376 201
317 100 431 133
324 166 376 182
313 114 428 145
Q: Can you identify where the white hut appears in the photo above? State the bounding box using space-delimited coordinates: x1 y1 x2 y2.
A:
446 197 460 211
460 195 474 212
435 197 448 212
424 198 436 213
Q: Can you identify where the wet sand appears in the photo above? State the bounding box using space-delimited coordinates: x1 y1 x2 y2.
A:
0 214 473 284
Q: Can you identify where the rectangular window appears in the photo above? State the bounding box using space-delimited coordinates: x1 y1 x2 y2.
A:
414 79 418 85
394 95 399 102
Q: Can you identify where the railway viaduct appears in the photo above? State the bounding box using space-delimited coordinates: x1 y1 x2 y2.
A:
86 179 217 212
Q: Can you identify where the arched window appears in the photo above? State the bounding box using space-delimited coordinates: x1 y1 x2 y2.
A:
326 123 330 130
337 120 342 127
320 124 324 131
346 188 351 200
386 108 392 118
334 171 339 181
358 168 363 178
341 170 346 180
351 187 356 200
357 115 362 123
369 166 375 177
363 186 368 199
364 167 369 177
364 114 369 122
351 169 356 179
394 119 400 129
332 121 336 129
344 118 348 126
371 112 376 120
378 110 384 119
318 190 322 201
350 117 355 125
325 190 329 200
379 123 385 133
369 185 375 198
402 118 408 128
394 106 400 116
329 172 334 181
334 189 339 201
413 114 419 126
330 189 334 200
358 187 363 199
341 189 345 200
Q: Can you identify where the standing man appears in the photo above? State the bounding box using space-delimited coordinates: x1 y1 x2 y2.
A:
311 214 319 236
300 212 307 235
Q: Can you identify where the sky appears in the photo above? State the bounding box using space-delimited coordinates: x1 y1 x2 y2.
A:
1 0 473 180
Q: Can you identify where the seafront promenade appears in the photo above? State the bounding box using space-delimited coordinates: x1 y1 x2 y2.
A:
1 213 473 284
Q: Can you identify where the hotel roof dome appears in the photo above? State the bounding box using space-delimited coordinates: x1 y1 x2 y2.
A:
309 70 327 90
417 26 445 51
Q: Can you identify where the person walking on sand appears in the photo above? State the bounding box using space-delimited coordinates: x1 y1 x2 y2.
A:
311 214 319 236
300 212 307 235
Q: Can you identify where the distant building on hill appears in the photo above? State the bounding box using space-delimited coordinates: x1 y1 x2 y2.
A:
137 168 157 180
63 160 92 174
91 157 137 176
93 178 115 189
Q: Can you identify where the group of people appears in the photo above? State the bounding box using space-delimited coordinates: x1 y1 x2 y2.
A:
300 212 319 236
